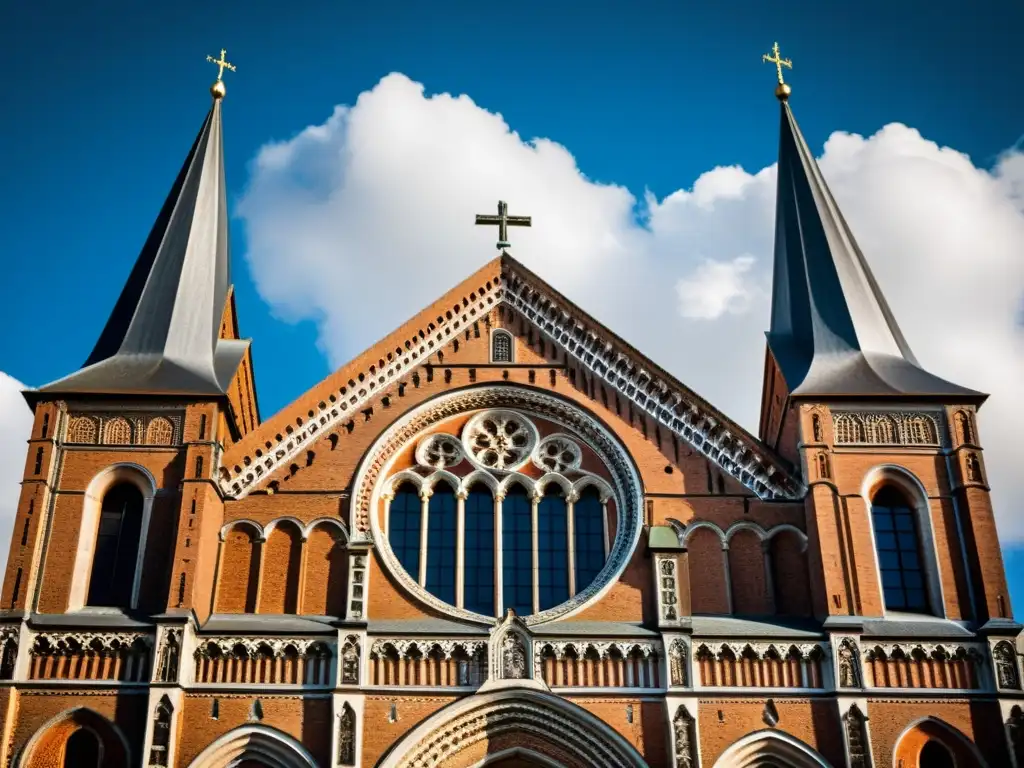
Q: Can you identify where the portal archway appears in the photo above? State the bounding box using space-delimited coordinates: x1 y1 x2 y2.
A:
14 707 130 768
378 687 647 768
712 729 833 767
186 725 317 768
893 718 988 768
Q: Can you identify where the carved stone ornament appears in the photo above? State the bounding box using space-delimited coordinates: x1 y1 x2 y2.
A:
843 704 871 768
501 633 528 679
1008 705 1024 767
156 628 182 683
338 703 356 766
838 638 862 688
832 410 941 447
532 434 583 473
669 639 689 687
340 636 360 685
415 433 464 469
673 705 696 768
356 386 643 625
994 641 1021 690
463 409 539 471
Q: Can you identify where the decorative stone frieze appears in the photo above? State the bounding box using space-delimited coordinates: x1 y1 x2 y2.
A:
832 410 941 446
369 639 487 687
192 638 332 686
29 632 152 682
65 410 183 446
535 640 660 688
694 642 826 689
862 643 984 689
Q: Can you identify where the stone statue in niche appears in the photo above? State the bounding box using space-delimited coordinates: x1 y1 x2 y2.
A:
338 705 356 766
341 641 359 685
157 630 180 683
966 453 982 482
994 642 1021 689
812 413 823 442
838 640 861 688
843 704 871 768
669 643 688 687
673 705 696 768
501 633 527 679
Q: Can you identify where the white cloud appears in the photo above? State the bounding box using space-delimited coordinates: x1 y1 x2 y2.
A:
0 373 32 577
239 73 1024 541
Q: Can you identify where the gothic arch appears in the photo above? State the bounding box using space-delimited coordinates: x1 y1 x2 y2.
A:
70 462 157 611
376 687 647 768
712 729 833 767
186 724 318 768
892 717 989 768
14 706 131 768
861 464 946 617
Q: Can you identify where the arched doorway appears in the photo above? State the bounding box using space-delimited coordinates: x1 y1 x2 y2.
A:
187 725 317 768
15 708 130 768
712 730 833 767
378 688 648 768
893 718 987 768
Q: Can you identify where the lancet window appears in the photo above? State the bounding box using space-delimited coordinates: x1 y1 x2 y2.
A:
871 486 929 613
382 410 616 619
87 483 144 608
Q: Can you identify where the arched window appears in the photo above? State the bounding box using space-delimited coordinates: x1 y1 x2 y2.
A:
492 330 513 363
463 486 495 615
537 487 568 611
87 483 144 608
146 417 174 446
148 696 173 766
64 728 101 768
388 484 422 582
502 485 533 615
67 416 98 443
919 740 954 768
104 417 132 445
871 487 929 613
574 487 605 591
426 483 457 605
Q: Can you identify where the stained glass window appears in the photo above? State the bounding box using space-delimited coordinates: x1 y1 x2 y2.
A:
574 487 605 591
502 485 533 615
871 486 929 613
426 483 457 605
537 487 569 610
389 484 422 582
463 487 495 615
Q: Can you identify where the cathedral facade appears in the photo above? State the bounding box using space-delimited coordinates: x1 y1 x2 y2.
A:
0 64 1022 768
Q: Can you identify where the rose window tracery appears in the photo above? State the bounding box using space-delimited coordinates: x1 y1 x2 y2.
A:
463 410 538 471
415 434 464 469
533 435 583 473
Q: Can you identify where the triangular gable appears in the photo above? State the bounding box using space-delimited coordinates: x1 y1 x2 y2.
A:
219 255 802 500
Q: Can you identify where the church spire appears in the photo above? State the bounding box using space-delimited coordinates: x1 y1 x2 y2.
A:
763 51 981 400
37 58 247 397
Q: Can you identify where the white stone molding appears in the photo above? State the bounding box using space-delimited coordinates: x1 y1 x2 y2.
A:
218 516 349 543
860 464 947 619
711 730 832 768
141 688 181 768
463 409 539 472
355 386 643 625
185 724 319 768
695 641 825 662
666 696 702 768
346 549 369 620
376 687 648 768
70 462 157 612
861 641 987 690
534 640 661 689
837 697 874 768
191 637 334 687
693 641 827 692
489 611 536 687
656 555 682 626
370 639 488 659
332 693 364 768
219 268 801 501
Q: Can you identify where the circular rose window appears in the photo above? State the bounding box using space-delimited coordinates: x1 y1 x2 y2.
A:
462 410 538 472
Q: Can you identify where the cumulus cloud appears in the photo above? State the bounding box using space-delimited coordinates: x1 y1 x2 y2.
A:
239 73 1024 541
0 373 32 576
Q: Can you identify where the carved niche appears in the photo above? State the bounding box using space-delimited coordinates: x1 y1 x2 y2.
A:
491 609 531 682
838 638 862 688
843 703 871 768
340 635 361 685
338 702 356 766
669 638 689 687
673 705 696 768
994 641 1021 690
156 628 181 683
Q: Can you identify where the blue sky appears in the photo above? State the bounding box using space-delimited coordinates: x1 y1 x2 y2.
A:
1 0 1021 613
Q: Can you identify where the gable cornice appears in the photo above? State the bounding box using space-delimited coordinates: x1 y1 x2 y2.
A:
218 256 803 501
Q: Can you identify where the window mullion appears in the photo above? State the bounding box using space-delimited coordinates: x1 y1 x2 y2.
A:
455 490 467 609
494 491 504 617
531 490 541 615
567 491 577 597
418 488 431 587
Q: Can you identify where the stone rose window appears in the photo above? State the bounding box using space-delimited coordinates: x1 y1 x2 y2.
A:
359 388 640 624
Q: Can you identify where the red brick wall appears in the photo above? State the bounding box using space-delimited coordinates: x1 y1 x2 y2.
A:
728 529 770 615
688 528 728 614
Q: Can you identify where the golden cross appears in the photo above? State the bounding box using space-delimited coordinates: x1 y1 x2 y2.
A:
206 49 236 82
761 42 792 85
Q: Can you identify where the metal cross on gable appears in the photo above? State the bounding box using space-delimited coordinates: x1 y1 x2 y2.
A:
475 200 531 251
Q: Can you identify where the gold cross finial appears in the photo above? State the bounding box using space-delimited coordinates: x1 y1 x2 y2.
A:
206 48 236 100
762 42 793 101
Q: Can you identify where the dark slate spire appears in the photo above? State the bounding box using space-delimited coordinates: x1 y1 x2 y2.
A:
766 95 982 400
38 94 248 397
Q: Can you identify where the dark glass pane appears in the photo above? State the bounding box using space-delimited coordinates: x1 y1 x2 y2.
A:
882 570 903 589
898 532 918 550
502 486 533 615
574 488 606 591
903 571 923 589
426 485 457 605
878 551 900 570
87 483 144 608
876 532 897 550
884 586 904 608
537 489 568 611
872 512 894 530
894 513 915 532
905 589 927 610
463 488 495 616
900 551 920 570
389 484 422 580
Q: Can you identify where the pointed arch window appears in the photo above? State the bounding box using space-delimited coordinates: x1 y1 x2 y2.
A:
87 483 144 608
502 485 533 616
491 330 513 363
64 728 101 768
426 483 457 605
463 486 495 616
388 484 422 582
574 487 605 591
149 696 173 766
871 486 929 613
919 741 954 768
537 487 569 611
